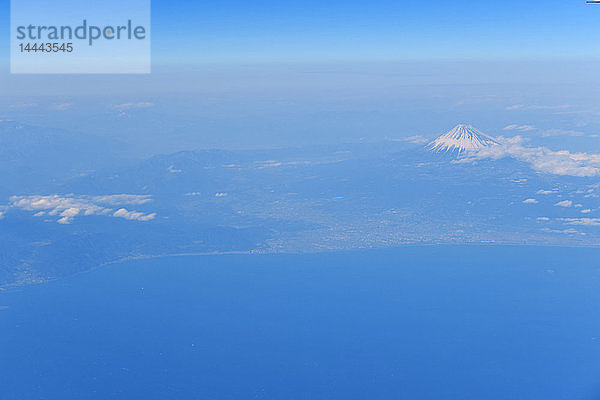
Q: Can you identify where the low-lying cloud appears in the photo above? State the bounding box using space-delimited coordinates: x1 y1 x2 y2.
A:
8 194 156 224
113 208 156 221
458 136 600 177
558 218 600 227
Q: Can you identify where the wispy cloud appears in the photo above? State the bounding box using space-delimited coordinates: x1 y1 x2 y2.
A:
506 104 572 111
503 124 536 132
112 102 155 117
541 129 585 137
167 165 182 174
9 103 37 110
523 198 538 204
92 194 152 206
558 218 600 226
113 102 154 112
253 159 335 169
49 102 73 111
542 227 585 235
537 189 558 195
388 135 429 144
555 200 573 208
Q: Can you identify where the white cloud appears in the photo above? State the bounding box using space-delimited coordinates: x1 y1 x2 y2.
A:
536 189 557 195
93 194 152 206
113 208 156 221
523 198 538 204
458 136 600 177
254 159 338 169
389 135 429 144
58 207 80 224
542 129 584 137
542 228 585 235
215 192 228 197
8 194 156 224
581 209 592 214
113 102 154 112
503 124 536 132
558 218 600 226
113 102 155 118
49 102 73 111
168 165 182 174
256 160 283 168
61 208 80 217
9 103 37 110
537 217 550 221
555 200 573 208
506 104 571 111
0 211 4 219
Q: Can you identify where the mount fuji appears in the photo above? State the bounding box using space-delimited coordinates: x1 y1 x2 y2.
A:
427 124 498 155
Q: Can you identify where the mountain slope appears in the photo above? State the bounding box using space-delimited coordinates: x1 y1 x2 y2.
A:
428 124 498 154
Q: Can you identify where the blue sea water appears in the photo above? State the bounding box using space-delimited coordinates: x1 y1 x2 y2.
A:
1 246 600 399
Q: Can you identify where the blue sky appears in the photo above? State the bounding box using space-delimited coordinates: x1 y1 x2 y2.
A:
150 0 600 62
1 0 600 65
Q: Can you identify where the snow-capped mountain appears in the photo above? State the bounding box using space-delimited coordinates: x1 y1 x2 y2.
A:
428 124 498 154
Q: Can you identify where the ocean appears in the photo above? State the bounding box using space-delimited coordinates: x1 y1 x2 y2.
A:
1 246 599 399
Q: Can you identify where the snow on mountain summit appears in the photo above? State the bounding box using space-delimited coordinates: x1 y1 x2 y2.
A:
427 124 498 155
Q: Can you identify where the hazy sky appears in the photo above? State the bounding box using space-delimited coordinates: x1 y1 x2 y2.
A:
2 1 600 153
144 0 600 62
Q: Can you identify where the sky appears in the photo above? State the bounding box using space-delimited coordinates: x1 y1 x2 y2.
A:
2 0 600 152
1 0 600 65
132 0 600 62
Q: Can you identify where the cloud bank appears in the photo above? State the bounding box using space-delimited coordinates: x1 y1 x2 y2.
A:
458 136 600 177
8 194 156 224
